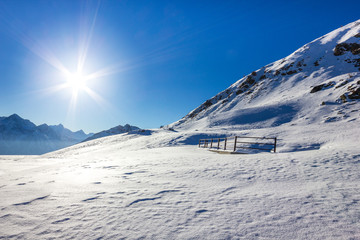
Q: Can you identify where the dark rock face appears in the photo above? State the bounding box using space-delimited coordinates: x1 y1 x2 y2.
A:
344 58 360 70
203 100 212 108
287 70 297 75
310 83 334 93
236 75 256 95
334 42 360 56
348 87 360 99
339 82 360 103
260 74 267 80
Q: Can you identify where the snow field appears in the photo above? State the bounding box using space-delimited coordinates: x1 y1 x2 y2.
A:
1 19 360 240
0 131 359 239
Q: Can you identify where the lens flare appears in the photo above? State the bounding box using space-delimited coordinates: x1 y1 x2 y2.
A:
65 72 87 92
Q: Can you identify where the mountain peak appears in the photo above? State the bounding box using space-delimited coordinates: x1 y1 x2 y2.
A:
1 114 36 130
0 114 92 155
8 113 22 120
169 19 360 130
75 129 85 135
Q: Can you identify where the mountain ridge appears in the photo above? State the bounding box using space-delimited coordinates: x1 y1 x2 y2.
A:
82 124 141 142
0 114 92 155
168 19 360 131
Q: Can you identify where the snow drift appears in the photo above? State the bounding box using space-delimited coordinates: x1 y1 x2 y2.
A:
0 20 360 239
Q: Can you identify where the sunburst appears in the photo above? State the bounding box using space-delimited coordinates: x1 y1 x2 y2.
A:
65 72 88 93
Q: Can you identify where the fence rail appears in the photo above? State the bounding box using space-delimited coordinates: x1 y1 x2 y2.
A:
198 136 277 153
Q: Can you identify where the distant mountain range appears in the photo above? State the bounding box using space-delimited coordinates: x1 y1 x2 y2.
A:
0 114 92 155
0 114 141 155
82 124 141 142
4 20 359 155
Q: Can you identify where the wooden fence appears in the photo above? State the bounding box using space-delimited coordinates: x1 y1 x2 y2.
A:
198 136 277 153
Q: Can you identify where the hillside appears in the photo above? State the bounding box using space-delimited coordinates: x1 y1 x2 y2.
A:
0 21 359 239
82 124 140 142
169 20 360 131
0 125 359 239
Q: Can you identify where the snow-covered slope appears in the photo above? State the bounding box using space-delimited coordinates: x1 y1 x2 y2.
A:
169 20 360 131
82 124 140 142
0 114 92 155
0 21 360 239
0 125 359 239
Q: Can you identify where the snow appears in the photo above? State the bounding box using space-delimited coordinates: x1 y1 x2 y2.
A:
0 128 359 239
1 19 360 239
82 124 140 142
168 19 360 132
1 110 360 239
320 20 360 45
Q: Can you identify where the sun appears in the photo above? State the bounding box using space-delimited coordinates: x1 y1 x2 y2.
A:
65 72 87 92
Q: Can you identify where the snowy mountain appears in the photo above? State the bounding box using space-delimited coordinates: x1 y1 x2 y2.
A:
0 114 92 155
82 124 141 142
169 20 360 132
0 21 360 239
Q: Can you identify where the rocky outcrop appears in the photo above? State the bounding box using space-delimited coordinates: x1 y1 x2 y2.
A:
334 42 360 56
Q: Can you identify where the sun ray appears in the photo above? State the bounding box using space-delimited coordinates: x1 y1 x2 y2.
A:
1 0 115 117
0 7 70 75
84 87 112 109
77 0 101 74
66 89 79 122
85 62 135 80
25 83 69 97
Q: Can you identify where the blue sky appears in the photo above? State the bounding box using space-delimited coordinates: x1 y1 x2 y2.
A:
0 0 359 133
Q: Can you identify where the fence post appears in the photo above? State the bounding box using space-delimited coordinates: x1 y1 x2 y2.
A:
199 139 201 148
205 140 207 148
233 136 237 152
274 137 277 153
224 138 227 150
217 138 220 149
210 139 213 148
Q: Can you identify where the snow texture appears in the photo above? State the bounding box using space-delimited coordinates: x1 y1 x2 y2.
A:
0 127 359 239
169 20 360 132
0 20 360 239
